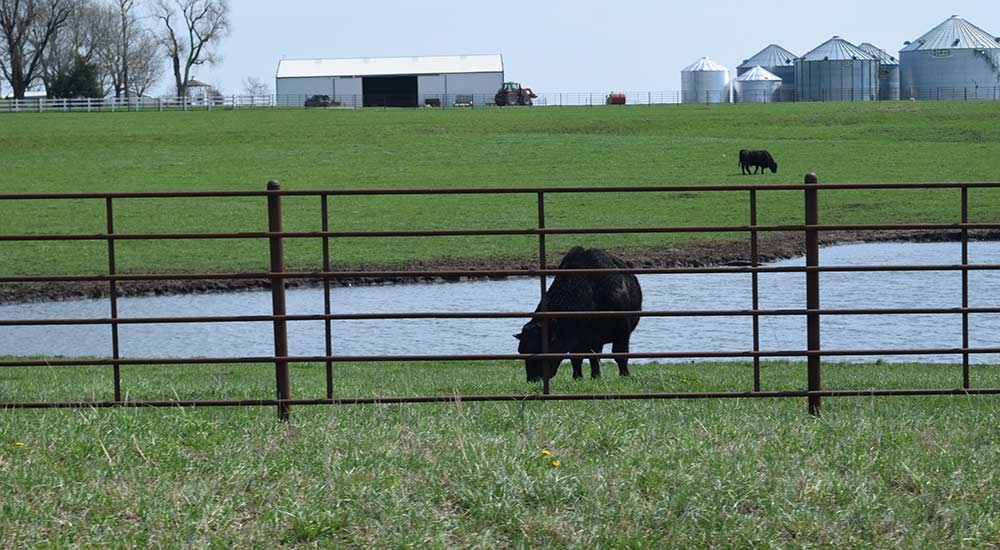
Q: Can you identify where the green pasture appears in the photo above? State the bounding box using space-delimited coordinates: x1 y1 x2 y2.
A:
2 360 1000 547
1 101 999 276
3 102 1000 547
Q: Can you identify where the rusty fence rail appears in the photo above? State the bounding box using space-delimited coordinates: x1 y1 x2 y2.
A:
1 177 999 419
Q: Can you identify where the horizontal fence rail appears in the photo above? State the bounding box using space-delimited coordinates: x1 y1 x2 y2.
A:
2 86 999 113
2 178 999 418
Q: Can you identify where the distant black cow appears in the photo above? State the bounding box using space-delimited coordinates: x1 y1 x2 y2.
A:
739 149 778 175
514 247 643 382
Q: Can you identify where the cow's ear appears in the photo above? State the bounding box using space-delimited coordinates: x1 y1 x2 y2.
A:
513 333 522 340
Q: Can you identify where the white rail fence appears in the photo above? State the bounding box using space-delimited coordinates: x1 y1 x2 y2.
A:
2 86 999 113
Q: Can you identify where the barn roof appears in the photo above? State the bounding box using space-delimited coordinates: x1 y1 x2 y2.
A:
276 54 504 78
800 37 877 62
738 44 798 69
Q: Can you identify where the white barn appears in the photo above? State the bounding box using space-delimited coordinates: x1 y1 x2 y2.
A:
275 54 504 108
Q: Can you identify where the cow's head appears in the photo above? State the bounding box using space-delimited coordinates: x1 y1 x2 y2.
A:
768 160 778 174
514 319 565 382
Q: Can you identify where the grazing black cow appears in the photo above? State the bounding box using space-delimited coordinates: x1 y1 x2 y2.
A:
514 247 643 382
739 149 778 175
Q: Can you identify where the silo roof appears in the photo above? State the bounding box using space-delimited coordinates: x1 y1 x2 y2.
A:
738 44 798 69
682 57 728 72
900 15 1000 52
735 66 781 81
276 54 503 78
800 37 877 61
859 43 899 65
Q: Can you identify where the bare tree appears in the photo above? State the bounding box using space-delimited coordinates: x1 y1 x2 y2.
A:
41 1 114 95
125 28 160 96
242 76 269 96
0 0 73 99
97 0 162 98
153 0 228 98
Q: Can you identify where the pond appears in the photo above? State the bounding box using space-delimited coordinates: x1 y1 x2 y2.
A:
2 242 999 363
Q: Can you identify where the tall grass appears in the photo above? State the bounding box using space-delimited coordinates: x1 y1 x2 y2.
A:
2 360 999 546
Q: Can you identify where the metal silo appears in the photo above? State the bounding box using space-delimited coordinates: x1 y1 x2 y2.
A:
860 42 901 100
795 37 879 102
681 57 730 104
899 15 1000 100
734 66 782 103
737 44 797 101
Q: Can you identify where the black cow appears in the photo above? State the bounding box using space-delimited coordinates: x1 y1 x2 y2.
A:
739 149 778 175
514 247 643 382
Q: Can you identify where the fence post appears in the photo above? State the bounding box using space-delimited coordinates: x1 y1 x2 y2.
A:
962 186 969 388
106 198 122 401
321 195 334 399
267 180 291 421
537 192 551 395
804 172 821 416
750 190 761 392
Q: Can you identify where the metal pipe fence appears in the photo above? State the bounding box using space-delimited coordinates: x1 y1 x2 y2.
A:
2 86 999 113
1 177 999 419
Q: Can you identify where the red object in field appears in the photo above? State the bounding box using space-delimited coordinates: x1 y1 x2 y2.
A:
606 92 626 105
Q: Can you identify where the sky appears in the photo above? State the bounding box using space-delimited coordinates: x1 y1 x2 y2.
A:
4 0 998 97
196 0 998 96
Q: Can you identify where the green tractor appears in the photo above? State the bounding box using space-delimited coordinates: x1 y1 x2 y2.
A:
494 82 537 106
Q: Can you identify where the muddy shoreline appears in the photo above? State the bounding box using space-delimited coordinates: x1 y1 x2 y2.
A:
2 230 996 305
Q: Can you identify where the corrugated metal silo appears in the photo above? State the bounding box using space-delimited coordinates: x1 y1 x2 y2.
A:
734 66 782 103
860 42 901 100
737 44 797 101
681 57 730 104
795 37 879 102
899 15 1000 100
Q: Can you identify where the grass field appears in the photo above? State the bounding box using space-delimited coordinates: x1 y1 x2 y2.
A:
3 103 1000 547
2 360 1000 547
2 101 999 276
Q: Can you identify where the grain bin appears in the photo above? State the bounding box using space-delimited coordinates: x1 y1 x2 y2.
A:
737 44 797 100
899 15 1000 100
681 57 730 104
859 43 901 100
795 37 879 102
734 66 782 103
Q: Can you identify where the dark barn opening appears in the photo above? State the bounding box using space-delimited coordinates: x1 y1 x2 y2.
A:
363 76 418 107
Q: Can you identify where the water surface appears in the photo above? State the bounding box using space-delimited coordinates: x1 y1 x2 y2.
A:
2 242 998 363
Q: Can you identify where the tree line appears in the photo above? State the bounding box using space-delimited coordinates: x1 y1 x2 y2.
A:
0 0 229 100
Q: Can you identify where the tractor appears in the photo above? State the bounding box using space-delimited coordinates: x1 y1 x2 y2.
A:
494 82 536 106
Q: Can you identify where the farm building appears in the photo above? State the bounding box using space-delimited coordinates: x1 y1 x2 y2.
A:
681 57 730 104
899 16 1000 100
737 44 797 100
275 54 504 108
859 42 901 100
734 66 782 103
795 37 879 102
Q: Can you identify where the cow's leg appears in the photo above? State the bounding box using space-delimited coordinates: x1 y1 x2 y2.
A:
589 344 602 378
612 338 631 377
571 356 583 379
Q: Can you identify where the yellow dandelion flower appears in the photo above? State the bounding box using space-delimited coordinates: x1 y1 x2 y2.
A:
551 460 561 467
15 442 24 447
541 449 551 456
